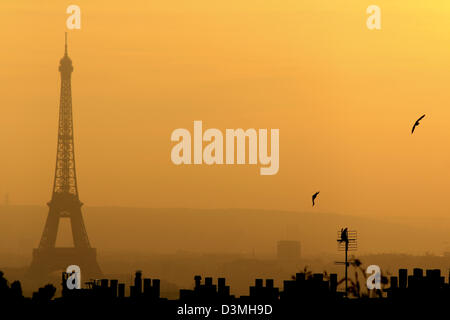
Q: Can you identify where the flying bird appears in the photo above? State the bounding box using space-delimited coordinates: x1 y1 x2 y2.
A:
312 191 320 207
411 114 425 134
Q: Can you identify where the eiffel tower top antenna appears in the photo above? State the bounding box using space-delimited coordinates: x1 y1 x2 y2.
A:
65 32 68 55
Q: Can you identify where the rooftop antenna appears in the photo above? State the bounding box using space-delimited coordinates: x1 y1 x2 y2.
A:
335 228 357 298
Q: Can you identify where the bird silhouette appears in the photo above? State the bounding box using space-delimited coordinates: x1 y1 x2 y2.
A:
339 227 348 243
312 191 320 207
411 114 425 134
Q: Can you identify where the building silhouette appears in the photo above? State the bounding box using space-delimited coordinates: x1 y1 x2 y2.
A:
3 266 450 316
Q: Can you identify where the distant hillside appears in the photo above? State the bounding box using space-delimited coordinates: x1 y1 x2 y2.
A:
0 206 446 263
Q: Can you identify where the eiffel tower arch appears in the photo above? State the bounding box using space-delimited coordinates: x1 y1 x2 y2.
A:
28 34 101 278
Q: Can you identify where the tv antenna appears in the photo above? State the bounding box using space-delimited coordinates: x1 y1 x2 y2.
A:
335 228 357 298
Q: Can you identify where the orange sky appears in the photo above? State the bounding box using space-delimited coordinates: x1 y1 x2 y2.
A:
1 0 450 223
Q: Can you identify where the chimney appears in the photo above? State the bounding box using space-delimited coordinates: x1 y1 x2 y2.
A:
134 271 142 295
153 279 160 299
399 269 407 289
110 280 118 298
194 275 201 289
101 279 108 289
144 278 152 295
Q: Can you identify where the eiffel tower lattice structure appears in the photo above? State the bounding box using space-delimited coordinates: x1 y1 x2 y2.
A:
29 34 101 278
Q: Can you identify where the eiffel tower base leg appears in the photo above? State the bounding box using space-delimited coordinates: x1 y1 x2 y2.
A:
28 248 102 279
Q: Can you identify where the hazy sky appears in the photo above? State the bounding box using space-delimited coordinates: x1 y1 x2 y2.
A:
1 0 450 223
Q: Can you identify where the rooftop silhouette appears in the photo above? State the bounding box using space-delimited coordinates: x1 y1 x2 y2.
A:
2 266 450 316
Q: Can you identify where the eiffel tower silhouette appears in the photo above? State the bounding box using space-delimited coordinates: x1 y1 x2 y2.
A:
29 34 101 277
